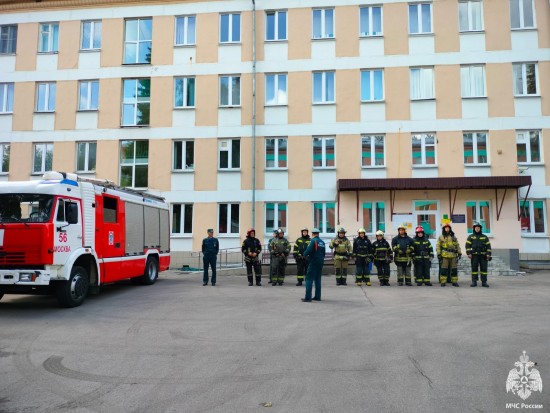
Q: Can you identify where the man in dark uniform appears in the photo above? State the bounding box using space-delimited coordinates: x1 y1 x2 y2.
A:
241 228 262 286
392 225 415 286
412 226 434 286
372 230 393 286
202 229 219 286
293 227 311 286
466 222 492 287
353 228 372 286
302 228 326 302
270 228 291 285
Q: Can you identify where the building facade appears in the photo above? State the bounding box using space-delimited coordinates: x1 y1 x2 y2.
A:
0 0 549 266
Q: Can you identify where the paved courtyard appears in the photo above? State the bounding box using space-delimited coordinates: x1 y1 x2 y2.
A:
0 270 549 413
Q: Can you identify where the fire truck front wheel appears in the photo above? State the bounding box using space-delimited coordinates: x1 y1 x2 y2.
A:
141 257 159 285
56 266 89 308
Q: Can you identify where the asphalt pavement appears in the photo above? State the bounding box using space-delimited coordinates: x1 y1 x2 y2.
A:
0 270 549 413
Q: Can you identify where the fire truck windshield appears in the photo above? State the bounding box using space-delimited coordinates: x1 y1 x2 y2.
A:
0 194 54 223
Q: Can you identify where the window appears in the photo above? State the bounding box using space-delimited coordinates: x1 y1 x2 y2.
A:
103 197 117 223
174 77 195 108
266 10 287 41
410 67 434 100
520 200 546 234
466 201 491 234
461 65 485 98
0 25 17 54
33 143 53 174
510 0 535 29
172 204 193 234
220 13 240 43
265 137 287 169
313 71 335 104
120 140 148 188
81 20 101 50
313 137 335 168
218 139 240 170
218 203 239 234
175 15 196 45
513 63 538 96
122 78 150 126
463 132 488 165
459 1 483 32
266 203 287 233
0 143 9 173
312 8 334 39
219 75 240 106
363 202 385 234
313 202 336 235
36 82 56 112
265 73 287 105
0 83 14 113
409 3 432 34
361 69 384 101
516 130 541 163
360 6 382 36
76 141 96 172
362 135 385 167
173 140 194 170
412 133 436 166
124 18 152 64
78 80 99 111
39 23 59 52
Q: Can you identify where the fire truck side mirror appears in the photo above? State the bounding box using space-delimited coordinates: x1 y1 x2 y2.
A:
66 203 78 225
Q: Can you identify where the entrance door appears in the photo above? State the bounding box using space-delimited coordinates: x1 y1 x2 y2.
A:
413 201 439 249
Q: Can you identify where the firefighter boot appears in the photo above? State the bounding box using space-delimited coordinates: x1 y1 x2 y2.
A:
341 269 348 286
470 279 477 287
248 276 253 286
256 276 262 286
335 268 341 286
365 275 371 286
481 276 490 288
296 279 303 286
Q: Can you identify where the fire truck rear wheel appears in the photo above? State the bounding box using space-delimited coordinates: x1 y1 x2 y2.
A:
56 266 89 308
141 257 159 285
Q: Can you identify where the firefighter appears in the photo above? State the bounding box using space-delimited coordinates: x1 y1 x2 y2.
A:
201 228 219 286
268 229 278 284
412 226 434 286
302 228 326 302
353 228 372 286
241 228 262 286
372 230 392 286
465 222 492 288
270 228 291 285
436 223 461 287
392 225 415 286
329 227 353 285
293 227 311 286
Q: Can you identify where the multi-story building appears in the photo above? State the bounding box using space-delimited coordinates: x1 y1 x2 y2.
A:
0 0 548 267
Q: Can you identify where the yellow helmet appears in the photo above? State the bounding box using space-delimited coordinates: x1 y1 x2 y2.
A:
358 228 366 234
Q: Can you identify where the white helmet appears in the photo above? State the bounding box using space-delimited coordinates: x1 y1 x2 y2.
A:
376 230 384 236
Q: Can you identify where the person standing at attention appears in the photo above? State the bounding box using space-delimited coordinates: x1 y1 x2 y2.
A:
202 229 219 286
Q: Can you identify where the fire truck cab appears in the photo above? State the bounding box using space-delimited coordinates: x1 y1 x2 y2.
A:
0 172 170 307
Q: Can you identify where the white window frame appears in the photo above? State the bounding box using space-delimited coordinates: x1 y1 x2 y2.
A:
0 143 9 174
466 200 491 234
312 71 335 104
119 140 149 188
78 80 99 111
410 67 434 100
39 22 59 53
510 0 536 29
265 73 287 106
219 13 241 43
265 137 288 170
361 135 385 168
313 202 336 236
219 75 241 107
36 82 56 112
175 15 196 46
520 200 546 235
362 201 386 235
312 8 335 39
121 78 150 126
0 83 14 113
0 24 18 54
173 139 194 171
463 132 488 165
76 141 97 173
174 77 195 108
33 143 53 174
218 138 240 170
516 130 542 164
218 203 240 235
312 136 335 169
513 62 538 96
411 133 437 166
171 203 193 235
458 1 484 32
81 20 102 50
460 65 486 98
359 6 383 37
265 202 287 233
266 10 287 41
408 3 432 34
124 18 152 64
361 69 384 102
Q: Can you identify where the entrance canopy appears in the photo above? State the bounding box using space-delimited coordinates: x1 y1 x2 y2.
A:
337 176 532 222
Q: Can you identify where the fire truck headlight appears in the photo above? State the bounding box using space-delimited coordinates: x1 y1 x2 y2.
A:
19 273 33 282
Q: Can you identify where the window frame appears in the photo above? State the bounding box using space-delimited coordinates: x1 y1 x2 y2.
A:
265 10 287 41
123 17 152 65
408 3 433 34
173 139 195 171
513 62 538 96
312 136 336 169
36 82 56 112
466 200 491 234
265 73 288 106
121 78 151 127
458 0 484 32
219 12 241 44
119 140 149 188
510 0 536 30
78 80 99 111
218 203 240 235
411 133 437 166
81 20 102 50
312 8 335 39
174 76 196 108
312 71 335 104
0 24 18 54
39 22 59 53
75 141 97 173
265 202 287 234
219 75 241 107
171 203 194 235
463 131 489 165
361 69 384 102
410 67 434 100
361 134 385 168
461 65 486 98
265 137 288 170
0 83 14 113
362 201 386 235
516 130 542 164
218 138 241 170
519 200 546 235
313 202 336 236
0 143 9 174
175 15 196 46
32 142 53 174
359 6 383 37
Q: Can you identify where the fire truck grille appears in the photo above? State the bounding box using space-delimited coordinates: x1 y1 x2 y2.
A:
0 251 26 266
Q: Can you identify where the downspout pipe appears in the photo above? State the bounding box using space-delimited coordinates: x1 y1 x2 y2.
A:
251 0 257 229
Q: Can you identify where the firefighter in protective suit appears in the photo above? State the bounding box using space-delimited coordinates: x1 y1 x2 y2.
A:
436 223 461 287
269 228 291 285
293 228 311 286
392 225 415 286
412 226 434 286
241 228 262 286
329 227 352 285
353 228 372 286
372 230 392 286
465 222 492 287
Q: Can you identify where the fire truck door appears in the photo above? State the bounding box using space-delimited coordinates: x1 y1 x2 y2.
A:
53 198 83 266
99 195 122 282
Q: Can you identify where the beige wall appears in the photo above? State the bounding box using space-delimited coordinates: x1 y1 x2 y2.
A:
15 23 37 71
8 142 32 181
54 80 77 130
151 16 174 66
150 76 173 127
253 136 265 191
536 0 550 48
240 73 252 126
540 62 550 116
289 201 313 235
435 65 461 119
288 136 312 189
193 138 217 191
385 132 412 178
288 8 311 60
192 202 217 250
241 10 265 63
12 82 35 131
437 131 463 177
487 63 514 118
97 78 121 129
95 140 119 183
544 129 550 184
58 20 80 70
384 3 408 55
489 130 516 176
485 0 511 51
195 74 218 126
385 66 410 121
240 136 252 190
100 18 123 67
434 0 459 53
52 141 75 172
240 202 255 238
336 6 358 57
147 138 171 191
336 134 360 179
195 13 218 63
336 69 360 122
288 71 311 124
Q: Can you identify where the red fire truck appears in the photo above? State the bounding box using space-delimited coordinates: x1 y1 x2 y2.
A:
0 172 170 307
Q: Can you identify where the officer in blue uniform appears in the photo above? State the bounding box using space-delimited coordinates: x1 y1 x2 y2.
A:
302 228 326 302
202 229 219 286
